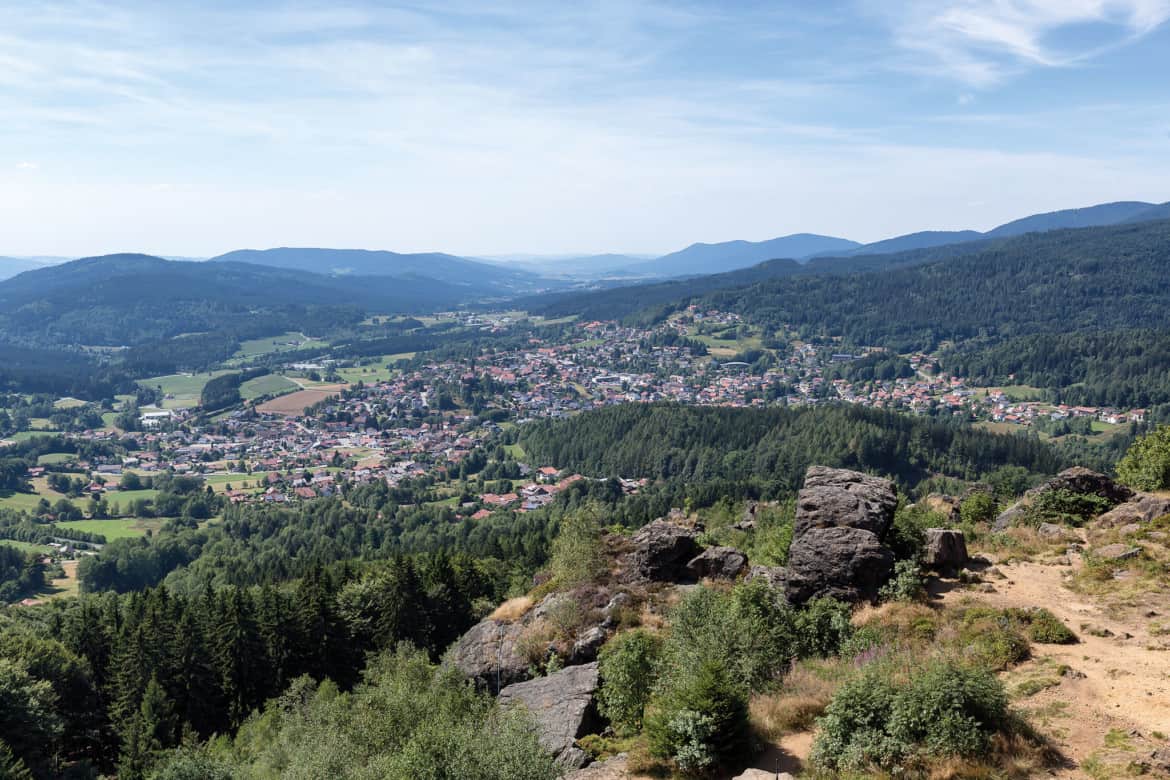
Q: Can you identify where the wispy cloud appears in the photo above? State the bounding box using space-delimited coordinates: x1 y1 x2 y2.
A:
879 0 1170 86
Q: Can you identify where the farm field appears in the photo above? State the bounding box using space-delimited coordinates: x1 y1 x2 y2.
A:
240 373 300 400
56 518 164 541
231 331 329 360
0 539 50 554
140 371 234 408
256 386 344 416
37 452 75 465
335 353 415 383
692 330 765 358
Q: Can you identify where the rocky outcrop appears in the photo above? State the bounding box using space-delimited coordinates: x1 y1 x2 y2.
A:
447 618 533 693
994 468 1134 530
626 519 700 581
795 466 899 537
449 593 606 692
686 546 748 580
785 467 898 605
923 528 968 575
498 662 601 769
1096 494 1170 528
733 771 795 780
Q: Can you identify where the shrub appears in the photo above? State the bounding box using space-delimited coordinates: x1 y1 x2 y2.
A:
888 504 947 561
1117 425 1170 491
812 661 1010 772
790 597 854 658
879 559 926 603
645 658 750 774
1025 489 1112 527
1012 608 1078 645
597 630 662 735
959 614 1030 671
548 506 606 589
960 491 997 525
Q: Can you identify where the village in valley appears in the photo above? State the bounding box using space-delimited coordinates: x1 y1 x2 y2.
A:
0 305 1144 588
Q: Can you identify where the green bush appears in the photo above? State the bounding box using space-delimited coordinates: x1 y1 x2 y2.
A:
811 661 1010 772
888 504 947 561
879 559 926 603
790 597 854 658
1025 489 1112 527
548 506 607 589
959 614 1031 671
597 630 662 735
1117 425 1170 491
645 659 750 774
959 492 997 525
1008 608 1077 645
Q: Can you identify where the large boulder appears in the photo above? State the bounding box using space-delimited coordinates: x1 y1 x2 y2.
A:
686 546 748 580
785 525 895 604
785 467 898 604
1096 494 1170 528
923 528 968 575
627 519 700 581
994 468 1134 530
498 662 601 768
795 466 898 537
447 617 533 693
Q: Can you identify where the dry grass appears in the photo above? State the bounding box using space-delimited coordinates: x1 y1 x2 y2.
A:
750 662 844 739
488 596 533 622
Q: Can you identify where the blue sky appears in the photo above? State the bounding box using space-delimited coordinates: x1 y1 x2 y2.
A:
2 0 1169 257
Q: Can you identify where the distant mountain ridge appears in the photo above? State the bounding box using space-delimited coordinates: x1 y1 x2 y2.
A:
624 234 860 278
210 247 545 292
817 200 1170 259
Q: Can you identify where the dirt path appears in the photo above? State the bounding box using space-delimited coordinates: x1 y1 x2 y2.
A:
937 556 1170 777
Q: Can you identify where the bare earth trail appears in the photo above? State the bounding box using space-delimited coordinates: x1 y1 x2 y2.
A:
935 554 1170 777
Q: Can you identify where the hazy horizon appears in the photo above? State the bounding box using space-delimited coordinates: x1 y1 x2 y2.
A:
4 1 1170 257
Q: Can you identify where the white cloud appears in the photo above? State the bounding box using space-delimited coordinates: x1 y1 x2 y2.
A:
15 161 38 170
882 0 1170 86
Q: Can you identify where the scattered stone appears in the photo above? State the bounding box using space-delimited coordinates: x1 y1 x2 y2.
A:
565 754 629 779
627 519 700 581
686 545 748 580
1149 747 1170 773
923 528 968 575
977 583 997 593
1094 543 1142 561
498 662 601 768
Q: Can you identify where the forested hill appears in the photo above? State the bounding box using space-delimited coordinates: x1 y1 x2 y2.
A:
525 218 1170 348
699 218 1170 351
0 254 470 347
519 403 1075 491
